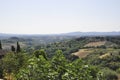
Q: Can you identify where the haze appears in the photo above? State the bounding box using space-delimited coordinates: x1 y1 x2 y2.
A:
0 0 120 34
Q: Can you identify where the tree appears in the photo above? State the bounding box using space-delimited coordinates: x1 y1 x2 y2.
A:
16 55 53 80
68 54 79 61
34 49 48 60
0 40 2 50
2 52 29 80
11 45 15 52
16 42 21 53
51 50 68 79
16 50 101 80
97 68 118 80
2 53 18 80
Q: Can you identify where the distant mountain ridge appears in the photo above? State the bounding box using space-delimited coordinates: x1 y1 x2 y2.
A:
63 32 120 36
0 32 120 38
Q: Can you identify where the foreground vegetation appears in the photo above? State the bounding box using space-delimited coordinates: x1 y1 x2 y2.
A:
0 50 118 80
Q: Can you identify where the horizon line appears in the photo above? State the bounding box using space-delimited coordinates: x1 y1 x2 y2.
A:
0 31 120 35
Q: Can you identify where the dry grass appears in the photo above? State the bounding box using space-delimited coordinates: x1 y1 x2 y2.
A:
72 49 92 58
84 41 106 47
4 73 15 80
99 53 110 59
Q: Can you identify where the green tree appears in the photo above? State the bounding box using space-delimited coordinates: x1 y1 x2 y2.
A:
51 50 68 80
34 49 47 60
0 40 2 50
97 68 118 80
16 50 101 80
16 55 55 80
2 53 18 79
2 52 29 79
16 42 21 53
0 60 3 78
11 45 15 52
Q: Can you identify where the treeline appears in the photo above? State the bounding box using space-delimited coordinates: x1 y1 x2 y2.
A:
0 40 2 50
34 36 120 58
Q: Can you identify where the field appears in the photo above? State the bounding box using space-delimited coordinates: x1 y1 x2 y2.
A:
72 49 92 58
84 41 106 47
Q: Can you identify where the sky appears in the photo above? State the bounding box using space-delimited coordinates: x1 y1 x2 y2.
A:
0 0 120 34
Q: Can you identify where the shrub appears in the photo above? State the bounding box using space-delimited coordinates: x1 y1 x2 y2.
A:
98 68 118 80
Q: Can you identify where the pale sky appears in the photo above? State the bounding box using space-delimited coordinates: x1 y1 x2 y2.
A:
0 0 120 34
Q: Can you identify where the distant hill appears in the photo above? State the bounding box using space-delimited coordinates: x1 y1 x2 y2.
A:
0 33 25 39
0 32 120 38
63 32 120 36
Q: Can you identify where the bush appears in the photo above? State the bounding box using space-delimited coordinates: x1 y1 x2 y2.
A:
116 68 120 73
98 68 118 80
105 62 120 70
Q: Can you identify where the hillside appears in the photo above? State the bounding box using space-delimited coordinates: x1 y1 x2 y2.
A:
35 36 120 57
0 35 75 50
0 32 120 50
1 31 120 38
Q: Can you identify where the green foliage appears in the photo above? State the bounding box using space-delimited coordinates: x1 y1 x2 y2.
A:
0 60 3 78
35 37 88 58
52 50 67 66
97 68 118 80
68 55 79 61
61 59 99 80
105 62 120 70
2 53 18 74
16 56 57 80
0 40 2 49
15 50 100 80
51 50 68 80
1 52 29 78
116 68 120 73
34 36 120 58
17 42 21 53
1 36 120 79
1 49 119 80
34 49 47 60
11 45 15 52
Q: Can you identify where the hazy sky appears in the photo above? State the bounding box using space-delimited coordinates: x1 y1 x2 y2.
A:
0 0 120 34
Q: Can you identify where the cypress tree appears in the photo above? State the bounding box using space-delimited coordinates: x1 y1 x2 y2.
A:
11 45 15 52
0 40 2 50
16 42 21 53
